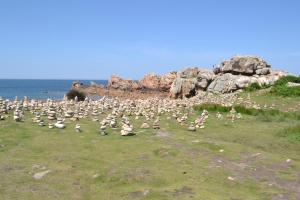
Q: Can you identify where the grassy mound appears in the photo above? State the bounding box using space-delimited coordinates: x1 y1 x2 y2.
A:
270 75 300 96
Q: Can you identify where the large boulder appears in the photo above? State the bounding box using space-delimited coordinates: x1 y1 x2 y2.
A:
207 73 238 93
169 68 216 98
159 72 177 91
170 77 197 98
217 55 271 75
196 69 216 89
177 67 199 78
107 76 141 91
140 74 161 90
140 72 177 92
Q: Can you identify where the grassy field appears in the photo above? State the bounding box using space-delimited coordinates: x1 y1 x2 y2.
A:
1 93 300 200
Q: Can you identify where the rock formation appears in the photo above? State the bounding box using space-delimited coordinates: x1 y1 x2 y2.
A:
216 55 271 75
72 55 289 99
170 55 288 97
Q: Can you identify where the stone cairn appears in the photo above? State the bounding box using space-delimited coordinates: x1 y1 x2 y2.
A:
13 103 23 122
153 117 160 129
100 119 108 136
121 118 134 136
47 101 56 121
195 110 209 129
188 122 196 131
55 118 65 129
0 97 6 120
75 124 81 132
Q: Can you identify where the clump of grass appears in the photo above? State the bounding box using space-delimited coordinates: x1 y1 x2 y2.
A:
278 125 300 142
193 103 230 113
270 75 300 97
245 82 270 92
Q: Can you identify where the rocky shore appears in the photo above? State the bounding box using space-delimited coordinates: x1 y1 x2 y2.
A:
72 55 289 99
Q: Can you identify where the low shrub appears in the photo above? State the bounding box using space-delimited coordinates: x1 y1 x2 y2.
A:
270 75 300 97
245 82 270 92
66 90 86 101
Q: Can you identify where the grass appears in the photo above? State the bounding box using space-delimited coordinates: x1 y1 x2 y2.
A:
278 125 300 142
270 75 300 97
245 82 270 92
1 95 300 199
194 103 300 120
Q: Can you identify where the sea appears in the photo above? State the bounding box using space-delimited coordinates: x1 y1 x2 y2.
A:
0 79 108 100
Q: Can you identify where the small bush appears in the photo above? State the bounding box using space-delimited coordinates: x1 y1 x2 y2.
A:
66 90 86 101
270 75 300 97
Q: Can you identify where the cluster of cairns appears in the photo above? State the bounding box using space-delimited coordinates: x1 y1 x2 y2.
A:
0 91 265 136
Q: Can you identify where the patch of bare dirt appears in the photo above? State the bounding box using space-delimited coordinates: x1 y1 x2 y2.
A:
210 153 300 200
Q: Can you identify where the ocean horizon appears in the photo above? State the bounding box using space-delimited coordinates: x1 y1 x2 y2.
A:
0 79 108 100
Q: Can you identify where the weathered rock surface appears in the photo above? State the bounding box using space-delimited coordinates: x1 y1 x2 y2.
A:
207 73 238 93
216 55 271 75
72 55 289 98
170 68 214 98
140 72 176 92
108 75 141 91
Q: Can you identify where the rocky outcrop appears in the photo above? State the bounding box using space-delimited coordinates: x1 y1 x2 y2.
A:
170 56 288 97
108 75 141 91
216 55 271 75
196 69 216 90
72 72 176 99
140 72 176 92
72 55 289 99
207 73 238 93
170 68 216 98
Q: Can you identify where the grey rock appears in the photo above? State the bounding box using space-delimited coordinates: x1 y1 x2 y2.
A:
196 69 216 89
33 170 51 180
207 73 238 93
218 55 271 75
255 68 270 75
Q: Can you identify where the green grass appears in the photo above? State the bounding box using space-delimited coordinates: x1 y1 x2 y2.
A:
278 125 300 142
270 75 300 97
1 99 300 199
194 103 300 120
245 82 270 92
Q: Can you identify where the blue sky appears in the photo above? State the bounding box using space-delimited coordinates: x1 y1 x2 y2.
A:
0 0 299 79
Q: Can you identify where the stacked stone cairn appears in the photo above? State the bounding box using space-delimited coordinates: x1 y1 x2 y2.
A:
153 117 160 129
188 122 196 131
195 110 209 129
121 118 134 136
55 118 65 129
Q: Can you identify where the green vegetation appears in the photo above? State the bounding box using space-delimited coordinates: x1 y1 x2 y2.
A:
66 89 86 101
1 92 300 199
194 103 300 120
270 75 300 97
278 125 300 142
245 82 270 92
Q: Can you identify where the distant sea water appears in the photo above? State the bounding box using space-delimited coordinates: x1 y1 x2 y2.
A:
0 79 108 100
